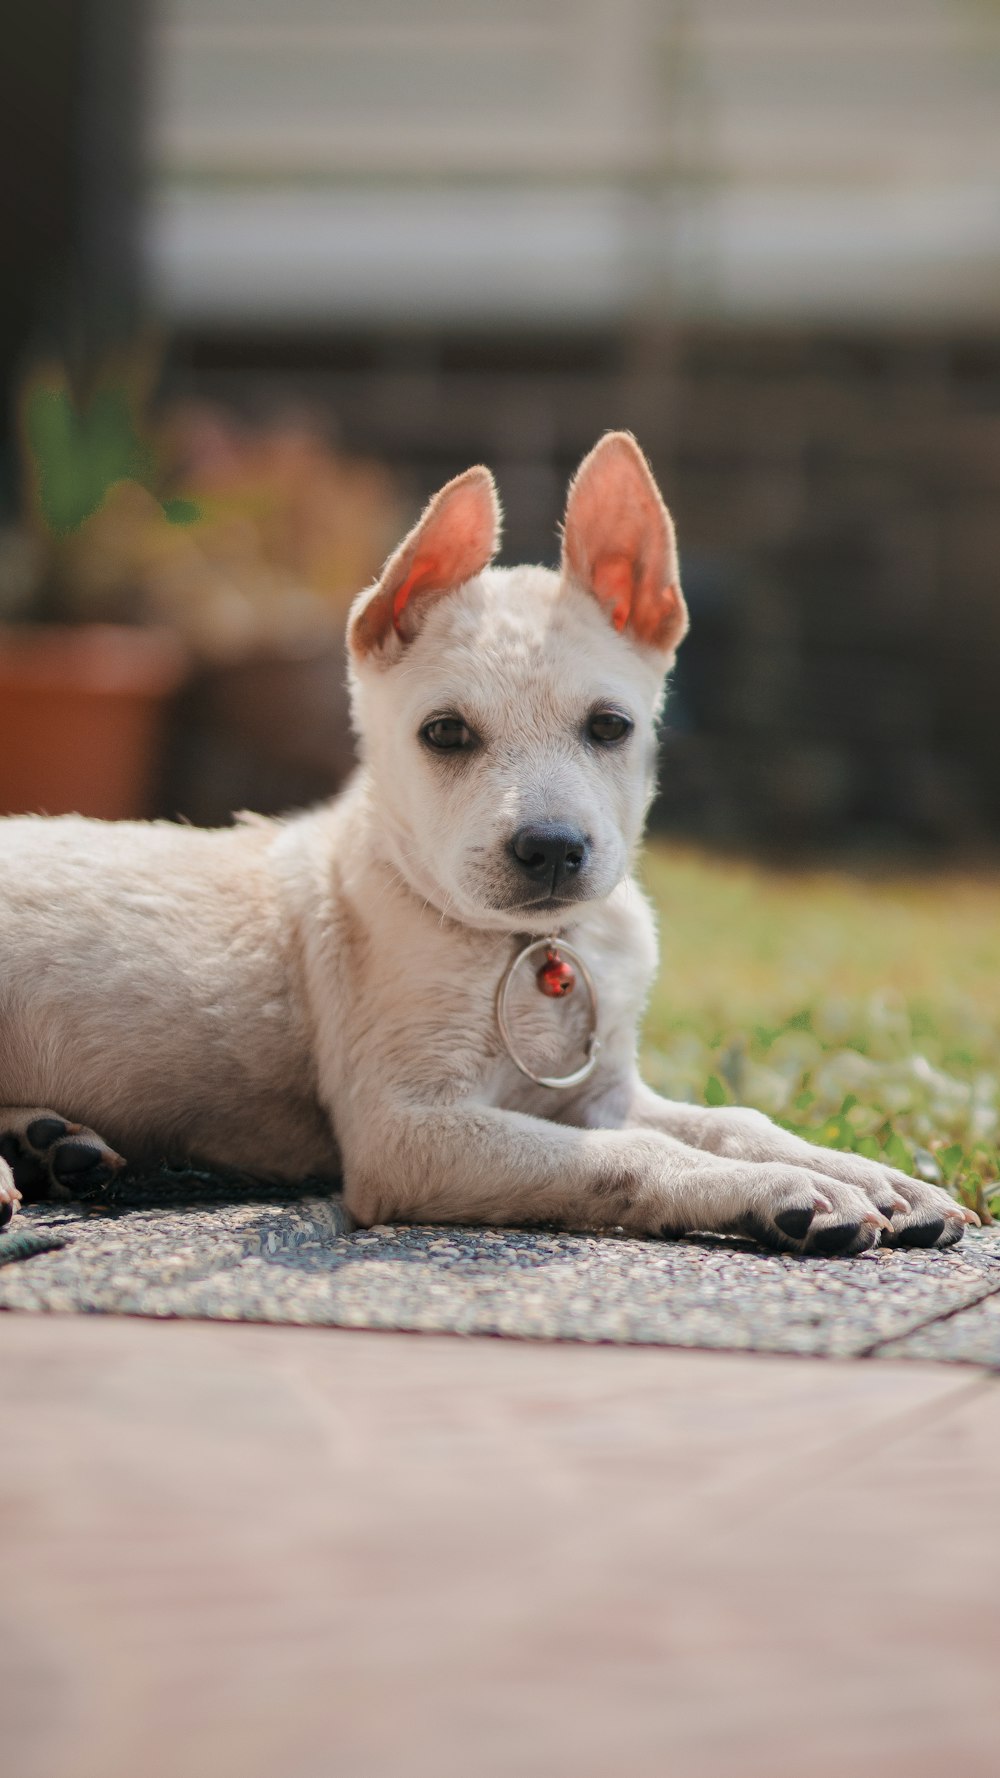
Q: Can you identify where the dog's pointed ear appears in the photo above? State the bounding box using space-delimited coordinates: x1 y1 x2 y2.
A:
560 432 688 655
348 466 501 659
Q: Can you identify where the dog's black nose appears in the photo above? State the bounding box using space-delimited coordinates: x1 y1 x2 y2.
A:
510 823 589 891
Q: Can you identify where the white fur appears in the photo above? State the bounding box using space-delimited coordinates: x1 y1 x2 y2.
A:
0 437 972 1253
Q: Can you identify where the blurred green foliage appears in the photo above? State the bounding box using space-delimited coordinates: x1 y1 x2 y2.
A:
23 380 156 536
20 360 198 541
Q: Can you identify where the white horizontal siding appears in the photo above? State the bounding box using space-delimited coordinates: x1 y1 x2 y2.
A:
145 0 1000 325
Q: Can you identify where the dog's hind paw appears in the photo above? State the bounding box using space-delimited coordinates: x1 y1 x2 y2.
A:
0 1108 126 1203
0 1156 20 1228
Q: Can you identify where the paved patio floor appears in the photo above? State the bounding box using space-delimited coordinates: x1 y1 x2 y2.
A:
4 1194 1000 1362
3 1312 1000 1778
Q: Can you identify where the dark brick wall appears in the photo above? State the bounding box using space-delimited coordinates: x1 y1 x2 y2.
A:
174 323 1000 852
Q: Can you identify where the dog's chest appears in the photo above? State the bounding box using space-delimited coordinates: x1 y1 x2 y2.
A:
378 897 654 1113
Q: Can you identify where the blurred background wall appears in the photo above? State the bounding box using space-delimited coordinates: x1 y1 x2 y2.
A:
3 0 1000 850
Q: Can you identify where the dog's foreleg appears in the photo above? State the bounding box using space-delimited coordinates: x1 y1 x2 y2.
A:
339 1098 877 1249
0 1108 125 1202
626 1079 973 1250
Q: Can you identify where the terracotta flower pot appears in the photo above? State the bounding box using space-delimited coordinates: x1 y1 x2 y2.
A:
0 625 187 821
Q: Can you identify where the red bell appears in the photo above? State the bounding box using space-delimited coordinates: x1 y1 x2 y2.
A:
537 948 575 997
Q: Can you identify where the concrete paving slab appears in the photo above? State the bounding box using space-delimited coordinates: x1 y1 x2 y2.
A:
2 1192 1000 1361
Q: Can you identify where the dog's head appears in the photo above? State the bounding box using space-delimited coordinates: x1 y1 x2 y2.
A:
347 432 688 932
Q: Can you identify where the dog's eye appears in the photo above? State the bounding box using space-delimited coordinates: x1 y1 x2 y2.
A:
421 716 475 752
587 710 633 745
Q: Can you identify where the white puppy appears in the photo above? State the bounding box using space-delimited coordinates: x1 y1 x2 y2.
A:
0 433 974 1255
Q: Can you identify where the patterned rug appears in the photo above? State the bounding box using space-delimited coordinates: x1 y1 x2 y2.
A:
2 1169 1000 1363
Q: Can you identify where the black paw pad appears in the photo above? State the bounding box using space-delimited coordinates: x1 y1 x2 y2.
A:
810 1222 861 1256
738 1211 773 1247
897 1218 946 1249
774 1205 814 1241
50 1141 115 1195
26 1117 69 1152
0 1133 44 1191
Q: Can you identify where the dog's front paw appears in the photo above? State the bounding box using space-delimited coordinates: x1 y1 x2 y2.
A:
0 1110 125 1202
776 1143 973 1251
733 1167 890 1257
878 1174 978 1250
708 1111 975 1253
789 1145 974 1251
0 1157 20 1228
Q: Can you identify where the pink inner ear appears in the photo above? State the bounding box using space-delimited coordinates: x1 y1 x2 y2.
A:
592 554 682 648
390 477 499 639
592 554 637 632
351 465 500 656
628 575 684 650
391 523 483 637
391 558 433 634
563 433 686 653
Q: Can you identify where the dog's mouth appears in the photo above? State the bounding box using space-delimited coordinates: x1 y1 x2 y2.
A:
464 878 613 932
501 890 590 915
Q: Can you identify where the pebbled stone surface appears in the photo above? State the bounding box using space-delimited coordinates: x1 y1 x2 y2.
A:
1 1170 999 1360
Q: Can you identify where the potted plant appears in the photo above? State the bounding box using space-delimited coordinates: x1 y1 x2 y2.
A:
0 355 188 820
1 358 403 825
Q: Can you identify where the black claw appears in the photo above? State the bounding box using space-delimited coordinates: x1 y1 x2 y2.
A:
896 1218 946 1249
810 1221 861 1256
26 1116 69 1152
774 1205 815 1241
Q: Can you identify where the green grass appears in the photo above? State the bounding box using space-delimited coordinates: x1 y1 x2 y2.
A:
638 844 1000 1221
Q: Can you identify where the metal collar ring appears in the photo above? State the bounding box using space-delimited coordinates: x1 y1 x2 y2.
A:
495 935 601 1090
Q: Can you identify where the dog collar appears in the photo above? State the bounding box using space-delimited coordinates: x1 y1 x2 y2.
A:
495 935 600 1090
